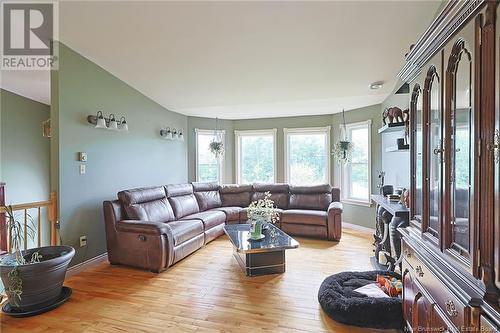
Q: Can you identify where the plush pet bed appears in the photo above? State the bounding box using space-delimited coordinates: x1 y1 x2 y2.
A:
318 270 404 329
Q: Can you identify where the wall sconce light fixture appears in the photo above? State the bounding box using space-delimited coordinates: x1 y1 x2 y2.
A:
87 111 129 132
160 127 184 141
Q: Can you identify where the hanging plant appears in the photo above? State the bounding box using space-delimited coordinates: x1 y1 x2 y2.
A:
332 140 354 163
332 108 354 164
209 118 224 158
209 140 224 158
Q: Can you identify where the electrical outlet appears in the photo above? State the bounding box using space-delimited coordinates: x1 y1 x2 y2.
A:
79 235 87 247
79 164 86 174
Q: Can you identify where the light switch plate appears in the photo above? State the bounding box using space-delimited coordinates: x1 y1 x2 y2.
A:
79 152 87 162
79 164 86 174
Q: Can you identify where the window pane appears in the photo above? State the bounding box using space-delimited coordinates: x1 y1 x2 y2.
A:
350 127 369 163
288 133 327 185
350 163 369 199
240 135 274 183
344 124 370 202
197 133 221 182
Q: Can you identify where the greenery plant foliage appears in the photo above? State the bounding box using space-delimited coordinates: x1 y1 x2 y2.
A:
247 192 279 224
1 205 42 305
209 140 224 158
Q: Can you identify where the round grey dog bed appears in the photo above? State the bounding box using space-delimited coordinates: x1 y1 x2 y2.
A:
318 270 404 329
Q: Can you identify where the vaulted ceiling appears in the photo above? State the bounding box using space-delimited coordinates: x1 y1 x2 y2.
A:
1 1 441 119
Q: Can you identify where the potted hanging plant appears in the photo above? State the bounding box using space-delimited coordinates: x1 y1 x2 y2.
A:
0 205 74 313
246 192 279 240
209 117 224 158
332 108 354 163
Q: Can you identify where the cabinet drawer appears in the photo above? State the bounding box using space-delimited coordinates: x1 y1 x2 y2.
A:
402 239 470 330
402 240 417 268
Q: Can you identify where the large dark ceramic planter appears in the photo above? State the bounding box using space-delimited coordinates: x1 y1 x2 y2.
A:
0 245 75 311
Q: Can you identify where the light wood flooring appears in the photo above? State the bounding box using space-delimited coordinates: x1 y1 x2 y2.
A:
0 227 398 333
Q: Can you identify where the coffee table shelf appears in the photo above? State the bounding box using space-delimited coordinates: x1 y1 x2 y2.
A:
223 224 299 277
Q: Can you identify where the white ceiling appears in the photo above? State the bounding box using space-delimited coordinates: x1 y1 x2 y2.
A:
1 1 440 118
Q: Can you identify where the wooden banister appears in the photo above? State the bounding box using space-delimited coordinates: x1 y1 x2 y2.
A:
0 183 6 255
0 190 58 252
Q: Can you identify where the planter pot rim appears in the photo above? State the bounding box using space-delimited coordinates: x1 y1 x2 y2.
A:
0 245 75 268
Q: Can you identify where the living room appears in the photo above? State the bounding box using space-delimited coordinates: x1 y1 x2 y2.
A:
1 1 499 332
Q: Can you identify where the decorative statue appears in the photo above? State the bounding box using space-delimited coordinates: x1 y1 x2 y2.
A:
403 109 410 144
382 107 404 125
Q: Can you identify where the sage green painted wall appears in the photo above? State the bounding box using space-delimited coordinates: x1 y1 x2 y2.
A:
0 89 51 249
0 89 51 205
52 43 188 265
187 104 382 229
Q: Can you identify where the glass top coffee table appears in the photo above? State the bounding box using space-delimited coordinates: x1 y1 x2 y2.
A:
223 223 299 277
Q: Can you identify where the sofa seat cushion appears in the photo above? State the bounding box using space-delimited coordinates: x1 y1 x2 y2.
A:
181 210 226 230
213 206 243 221
281 209 327 226
166 220 204 246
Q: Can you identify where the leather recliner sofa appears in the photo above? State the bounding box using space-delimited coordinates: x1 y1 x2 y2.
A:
103 183 343 272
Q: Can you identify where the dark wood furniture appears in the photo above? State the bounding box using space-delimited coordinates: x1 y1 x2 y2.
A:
223 224 299 277
400 1 500 331
371 195 409 270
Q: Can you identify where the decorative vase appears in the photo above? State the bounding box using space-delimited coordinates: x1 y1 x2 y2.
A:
249 219 265 240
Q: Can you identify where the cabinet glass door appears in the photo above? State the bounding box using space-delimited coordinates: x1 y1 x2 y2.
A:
411 83 423 224
449 39 473 256
427 65 442 238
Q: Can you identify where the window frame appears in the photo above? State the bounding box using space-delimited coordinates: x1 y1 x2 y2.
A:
340 120 372 206
283 126 331 185
234 128 277 184
194 128 225 184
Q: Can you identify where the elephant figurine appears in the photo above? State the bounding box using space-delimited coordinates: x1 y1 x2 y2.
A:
382 107 404 125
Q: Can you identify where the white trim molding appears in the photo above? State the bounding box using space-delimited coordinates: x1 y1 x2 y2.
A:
283 126 331 185
194 128 225 183
234 128 277 184
340 119 372 206
67 252 108 277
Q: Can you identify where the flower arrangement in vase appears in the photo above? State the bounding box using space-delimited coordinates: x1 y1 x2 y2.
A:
246 192 279 240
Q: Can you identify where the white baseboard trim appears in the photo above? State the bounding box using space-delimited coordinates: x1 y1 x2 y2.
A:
343 222 375 234
67 252 108 277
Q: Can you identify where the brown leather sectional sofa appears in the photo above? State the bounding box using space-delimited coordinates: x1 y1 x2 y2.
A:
103 183 343 272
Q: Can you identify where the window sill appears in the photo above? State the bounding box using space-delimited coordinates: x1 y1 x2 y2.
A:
341 199 373 207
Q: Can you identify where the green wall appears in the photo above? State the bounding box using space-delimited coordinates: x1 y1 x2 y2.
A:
51 44 188 265
0 89 51 249
0 89 51 206
187 104 382 229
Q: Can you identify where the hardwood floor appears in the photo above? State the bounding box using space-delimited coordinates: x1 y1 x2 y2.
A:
0 227 397 333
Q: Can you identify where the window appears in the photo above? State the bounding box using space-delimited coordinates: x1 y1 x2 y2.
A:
284 126 331 185
341 120 372 205
195 129 225 183
235 129 277 184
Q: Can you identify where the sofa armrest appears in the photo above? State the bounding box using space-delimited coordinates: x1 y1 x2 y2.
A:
328 201 343 214
327 202 343 241
116 220 172 236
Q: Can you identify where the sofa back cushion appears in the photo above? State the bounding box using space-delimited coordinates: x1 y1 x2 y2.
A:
252 183 289 209
165 184 200 219
289 184 332 210
220 184 253 207
118 186 175 223
192 182 222 211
